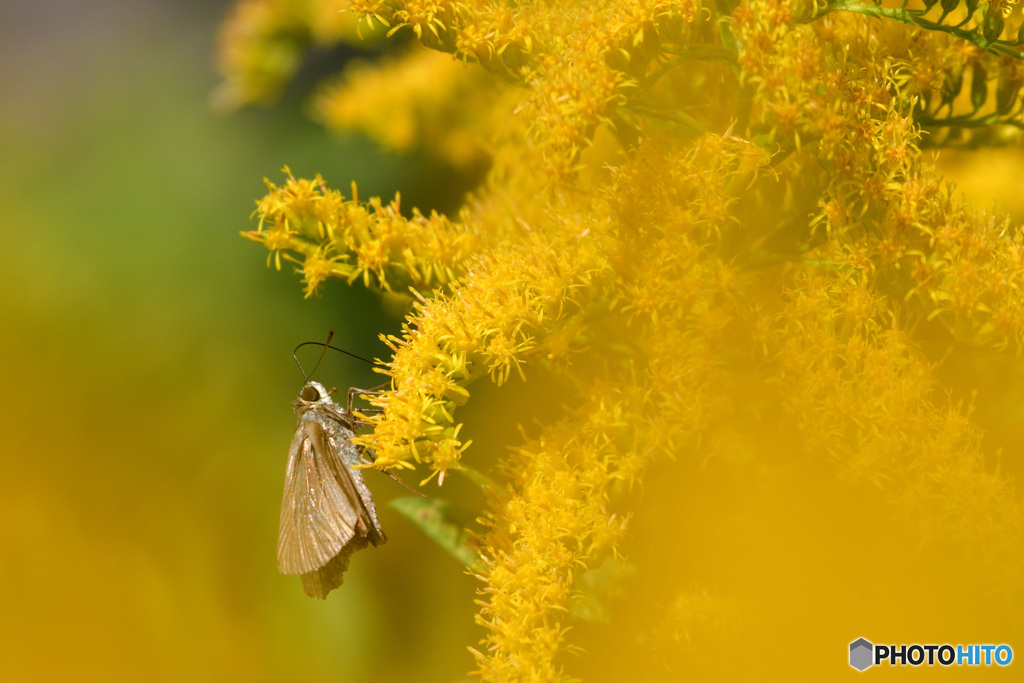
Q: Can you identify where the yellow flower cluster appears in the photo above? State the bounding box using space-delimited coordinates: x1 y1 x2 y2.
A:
358 222 612 478
245 168 477 295
223 0 1024 678
770 270 1021 564
471 392 633 681
734 8 1024 349
313 48 513 167
346 0 701 179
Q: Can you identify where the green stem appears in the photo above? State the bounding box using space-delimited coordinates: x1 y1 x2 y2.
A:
619 102 709 136
819 1 1024 60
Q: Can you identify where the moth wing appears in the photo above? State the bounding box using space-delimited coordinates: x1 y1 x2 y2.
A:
298 535 371 599
324 432 387 548
277 415 364 575
315 401 386 546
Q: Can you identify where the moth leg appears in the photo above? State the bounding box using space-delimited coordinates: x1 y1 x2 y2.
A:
353 407 384 415
347 385 386 414
349 405 383 430
379 466 427 497
358 447 427 497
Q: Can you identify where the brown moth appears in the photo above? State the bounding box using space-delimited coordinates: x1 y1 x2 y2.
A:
277 379 386 599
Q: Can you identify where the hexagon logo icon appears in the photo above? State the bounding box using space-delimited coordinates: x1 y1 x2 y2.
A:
850 638 874 671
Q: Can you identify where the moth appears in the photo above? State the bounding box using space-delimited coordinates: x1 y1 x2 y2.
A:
278 338 386 599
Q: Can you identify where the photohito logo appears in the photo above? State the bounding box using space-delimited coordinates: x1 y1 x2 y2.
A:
849 638 1013 670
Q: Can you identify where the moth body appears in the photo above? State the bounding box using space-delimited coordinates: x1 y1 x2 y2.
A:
277 381 386 599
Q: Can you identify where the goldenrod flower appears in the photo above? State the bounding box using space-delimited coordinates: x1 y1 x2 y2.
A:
224 0 1024 678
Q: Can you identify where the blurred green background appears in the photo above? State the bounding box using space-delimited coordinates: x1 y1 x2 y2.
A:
0 2 478 681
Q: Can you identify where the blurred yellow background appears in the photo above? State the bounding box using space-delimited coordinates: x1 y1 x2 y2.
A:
3 3 1024 682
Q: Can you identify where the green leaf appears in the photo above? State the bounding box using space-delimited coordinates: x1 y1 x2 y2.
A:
390 496 481 567
940 65 963 106
982 9 1004 45
970 63 988 111
938 0 959 22
715 0 742 58
962 0 981 22
996 73 1020 115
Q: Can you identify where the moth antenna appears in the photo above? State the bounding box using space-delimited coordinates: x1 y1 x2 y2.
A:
293 330 335 383
293 334 376 384
320 343 374 366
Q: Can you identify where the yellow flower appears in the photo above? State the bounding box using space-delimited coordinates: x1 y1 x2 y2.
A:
226 0 1024 679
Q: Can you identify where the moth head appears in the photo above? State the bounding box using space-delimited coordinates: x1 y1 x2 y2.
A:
298 381 330 405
